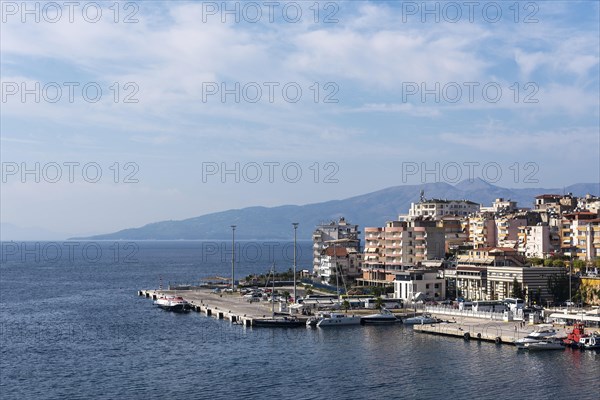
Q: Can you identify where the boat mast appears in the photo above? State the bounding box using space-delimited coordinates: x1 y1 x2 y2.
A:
272 262 275 317
293 222 298 305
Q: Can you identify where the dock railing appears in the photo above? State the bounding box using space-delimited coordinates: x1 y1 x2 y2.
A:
425 305 504 321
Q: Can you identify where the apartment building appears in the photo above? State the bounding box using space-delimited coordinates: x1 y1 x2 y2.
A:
312 217 360 276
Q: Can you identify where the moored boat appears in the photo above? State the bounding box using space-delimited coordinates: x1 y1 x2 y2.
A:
154 295 190 312
253 316 306 327
361 308 399 324
515 325 558 348
403 315 439 325
578 334 600 350
316 312 361 327
563 322 588 348
521 340 565 351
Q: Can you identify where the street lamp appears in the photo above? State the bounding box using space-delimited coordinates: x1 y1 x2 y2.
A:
293 222 299 304
231 225 236 291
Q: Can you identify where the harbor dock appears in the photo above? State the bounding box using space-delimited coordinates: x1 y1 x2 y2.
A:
412 319 571 344
139 288 288 326
139 288 419 327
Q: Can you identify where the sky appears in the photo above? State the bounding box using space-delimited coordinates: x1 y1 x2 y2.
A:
1 0 599 238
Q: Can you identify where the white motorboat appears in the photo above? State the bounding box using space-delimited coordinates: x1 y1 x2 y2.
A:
520 340 564 351
361 308 399 324
402 314 439 325
515 325 558 348
578 334 600 350
316 312 361 327
306 312 330 327
154 295 190 312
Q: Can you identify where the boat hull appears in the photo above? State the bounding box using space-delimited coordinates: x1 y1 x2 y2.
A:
523 342 564 351
361 316 398 324
253 318 306 328
317 316 361 327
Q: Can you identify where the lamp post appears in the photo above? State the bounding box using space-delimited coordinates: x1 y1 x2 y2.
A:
293 223 299 304
231 225 236 292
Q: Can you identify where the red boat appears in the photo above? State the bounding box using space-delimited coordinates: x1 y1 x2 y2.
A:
563 322 588 348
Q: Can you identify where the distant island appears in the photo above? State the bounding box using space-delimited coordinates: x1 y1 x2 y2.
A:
70 179 599 241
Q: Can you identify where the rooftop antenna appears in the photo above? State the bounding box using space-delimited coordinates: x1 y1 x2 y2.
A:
420 189 426 202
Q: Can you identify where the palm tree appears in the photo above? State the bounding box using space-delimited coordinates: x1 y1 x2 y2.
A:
342 300 350 314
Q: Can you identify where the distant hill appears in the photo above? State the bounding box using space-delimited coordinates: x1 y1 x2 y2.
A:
72 179 599 241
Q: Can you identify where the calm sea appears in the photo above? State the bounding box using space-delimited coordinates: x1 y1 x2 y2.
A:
1 241 599 400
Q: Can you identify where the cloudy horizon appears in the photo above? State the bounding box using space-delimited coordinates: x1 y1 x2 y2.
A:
2 1 599 238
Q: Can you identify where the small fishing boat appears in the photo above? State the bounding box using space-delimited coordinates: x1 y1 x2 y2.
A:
578 334 600 350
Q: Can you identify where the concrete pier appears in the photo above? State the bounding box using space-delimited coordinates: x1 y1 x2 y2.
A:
412 319 571 344
139 288 302 327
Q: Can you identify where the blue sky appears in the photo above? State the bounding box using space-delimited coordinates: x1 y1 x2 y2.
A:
1 0 599 237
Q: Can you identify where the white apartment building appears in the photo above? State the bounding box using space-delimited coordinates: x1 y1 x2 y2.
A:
312 217 360 275
406 198 480 220
394 269 445 301
517 225 551 258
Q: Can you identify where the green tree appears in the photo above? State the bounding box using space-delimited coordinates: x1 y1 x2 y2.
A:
371 286 382 297
528 257 544 266
544 259 554 267
572 259 586 272
282 290 290 302
511 277 524 298
547 273 570 304
375 296 384 310
552 259 565 268
342 300 350 314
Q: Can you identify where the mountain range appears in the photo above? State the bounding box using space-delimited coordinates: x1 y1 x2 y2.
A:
71 179 599 241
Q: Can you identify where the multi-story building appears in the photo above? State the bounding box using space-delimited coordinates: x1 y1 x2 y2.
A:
467 214 527 249
312 217 360 276
438 216 468 253
318 246 362 285
358 219 445 287
480 198 518 214
449 247 564 303
486 265 565 304
560 212 598 259
405 198 480 220
574 218 600 261
535 194 577 214
393 269 446 301
517 225 552 258
578 194 600 214
467 213 496 248
495 216 527 248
